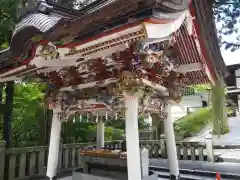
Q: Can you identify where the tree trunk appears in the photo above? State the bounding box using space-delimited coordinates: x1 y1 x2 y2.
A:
3 81 14 148
211 77 229 136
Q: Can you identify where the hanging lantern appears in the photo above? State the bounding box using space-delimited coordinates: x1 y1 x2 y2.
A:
105 112 108 120
86 113 89 123
144 112 152 129
96 113 99 123
79 114 82 122
73 113 76 123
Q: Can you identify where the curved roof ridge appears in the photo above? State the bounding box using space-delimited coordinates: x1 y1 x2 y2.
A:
191 0 228 78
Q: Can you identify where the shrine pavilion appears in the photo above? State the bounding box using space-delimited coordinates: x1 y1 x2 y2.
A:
0 0 228 180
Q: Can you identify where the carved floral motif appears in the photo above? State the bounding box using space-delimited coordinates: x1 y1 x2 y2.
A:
36 33 187 117
37 43 60 60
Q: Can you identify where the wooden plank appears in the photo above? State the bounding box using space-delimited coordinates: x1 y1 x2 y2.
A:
190 147 196 161
28 152 36 176
153 144 160 158
148 143 154 158
71 148 76 168
78 151 82 167
8 155 16 180
19 153 27 178
64 149 69 169
38 150 45 174
183 144 188 160
116 142 121 149
160 137 166 158
199 147 204 161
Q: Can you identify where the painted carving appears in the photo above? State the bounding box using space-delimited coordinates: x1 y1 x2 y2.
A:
0 0 197 122
58 112 70 122
37 43 60 60
133 39 177 84
118 71 142 96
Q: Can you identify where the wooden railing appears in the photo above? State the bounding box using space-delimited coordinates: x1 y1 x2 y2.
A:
104 139 212 161
0 137 214 180
0 141 96 180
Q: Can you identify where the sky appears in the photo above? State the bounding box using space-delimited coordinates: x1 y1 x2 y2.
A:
216 19 240 66
222 50 240 66
221 27 240 66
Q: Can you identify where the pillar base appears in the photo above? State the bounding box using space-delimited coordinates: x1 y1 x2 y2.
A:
164 103 180 179
46 176 57 180
170 174 180 180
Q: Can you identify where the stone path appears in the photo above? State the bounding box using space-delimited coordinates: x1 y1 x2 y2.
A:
184 117 240 162
215 149 240 162
185 117 240 145
150 159 240 175
59 177 72 180
58 159 240 180
58 176 169 180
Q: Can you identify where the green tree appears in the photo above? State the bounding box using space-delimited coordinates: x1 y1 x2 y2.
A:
0 0 20 49
11 82 45 147
55 0 77 9
0 82 126 147
193 84 211 93
0 82 45 146
214 0 240 51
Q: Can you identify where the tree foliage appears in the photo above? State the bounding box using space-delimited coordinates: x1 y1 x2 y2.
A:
214 0 240 51
0 0 19 49
0 82 45 146
193 84 211 93
174 107 212 140
54 0 97 10
55 0 77 9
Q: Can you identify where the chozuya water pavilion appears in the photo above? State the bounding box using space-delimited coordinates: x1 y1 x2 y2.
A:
0 0 228 180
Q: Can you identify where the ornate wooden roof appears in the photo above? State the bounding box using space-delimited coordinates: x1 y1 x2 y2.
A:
0 0 227 120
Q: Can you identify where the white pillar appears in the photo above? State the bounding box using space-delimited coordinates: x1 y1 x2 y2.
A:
164 103 180 180
141 147 149 178
125 95 142 180
96 120 105 150
205 135 214 163
46 110 62 179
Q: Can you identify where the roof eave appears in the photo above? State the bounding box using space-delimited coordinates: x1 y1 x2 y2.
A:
190 0 228 80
